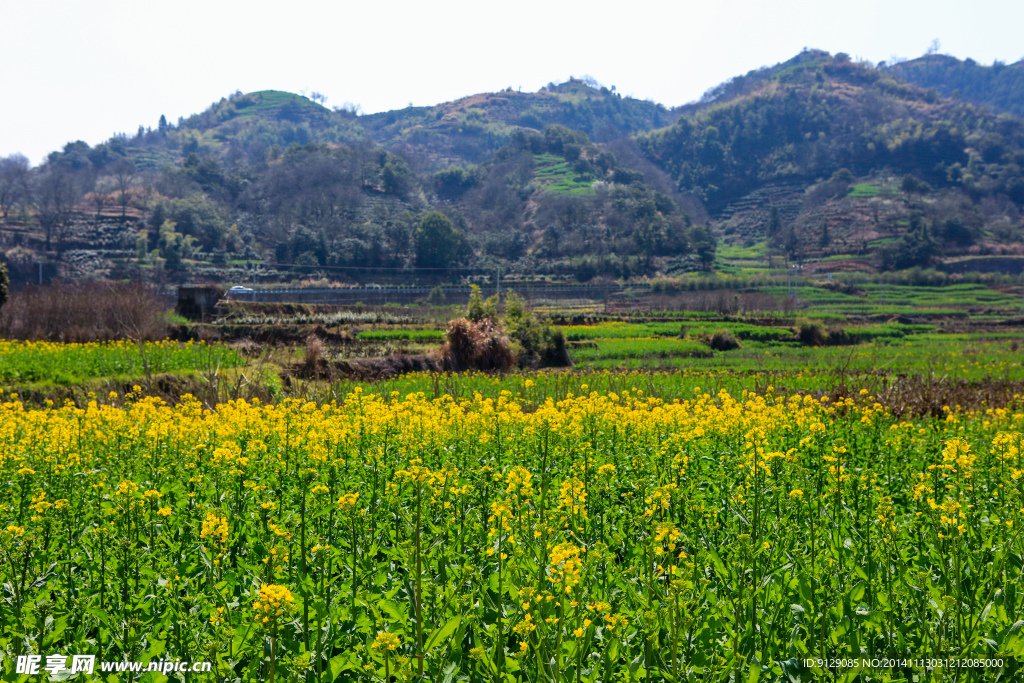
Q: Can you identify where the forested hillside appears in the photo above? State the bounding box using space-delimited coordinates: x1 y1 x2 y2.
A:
359 78 677 169
638 50 1024 269
887 54 1024 119
3 50 1024 285
0 84 700 283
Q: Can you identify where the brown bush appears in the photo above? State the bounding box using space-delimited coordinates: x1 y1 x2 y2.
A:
635 290 789 315
442 318 481 371
830 375 1024 419
477 327 516 371
798 322 827 347
709 330 741 351
441 317 514 372
304 334 325 369
0 282 170 342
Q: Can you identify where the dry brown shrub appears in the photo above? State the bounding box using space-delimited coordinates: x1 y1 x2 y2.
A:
304 334 325 368
0 282 169 342
442 318 482 371
476 323 516 371
830 375 1024 419
636 290 789 315
709 330 741 351
441 317 514 372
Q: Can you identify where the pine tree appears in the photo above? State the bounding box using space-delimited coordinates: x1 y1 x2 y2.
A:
785 225 799 258
767 206 781 237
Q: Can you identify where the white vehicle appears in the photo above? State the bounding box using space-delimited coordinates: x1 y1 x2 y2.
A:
227 285 254 297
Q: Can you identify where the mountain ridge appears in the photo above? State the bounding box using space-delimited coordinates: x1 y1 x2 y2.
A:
3 48 1024 284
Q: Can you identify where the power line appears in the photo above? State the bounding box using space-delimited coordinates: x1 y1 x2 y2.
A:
244 262 498 273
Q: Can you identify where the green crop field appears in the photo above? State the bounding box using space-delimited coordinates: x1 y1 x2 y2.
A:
570 338 713 361
534 154 596 196
0 339 243 386
356 329 445 342
847 183 898 197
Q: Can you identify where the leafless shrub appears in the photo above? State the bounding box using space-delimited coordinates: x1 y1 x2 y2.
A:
0 281 169 342
639 290 788 315
441 317 514 372
833 375 1024 419
476 326 516 371
304 334 325 370
708 330 740 351
441 318 481 371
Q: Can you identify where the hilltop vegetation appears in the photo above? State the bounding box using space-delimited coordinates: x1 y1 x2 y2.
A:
360 78 676 168
639 50 1024 209
638 50 1024 268
3 51 1024 285
887 53 1024 119
0 82 704 283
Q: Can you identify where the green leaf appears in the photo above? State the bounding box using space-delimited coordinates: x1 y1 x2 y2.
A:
424 616 461 653
1003 619 1024 656
607 638 619 663
798 576 813 605
779 657 802 683
708 550 728 578
146 639 167 660
628 654 646 681
979 600 993 624
790 625 808 656
379 599 405 623
328 654 347 681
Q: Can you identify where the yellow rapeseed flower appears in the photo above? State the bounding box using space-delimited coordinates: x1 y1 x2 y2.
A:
200 510 229 546
253 584 295 626
371 630 401 653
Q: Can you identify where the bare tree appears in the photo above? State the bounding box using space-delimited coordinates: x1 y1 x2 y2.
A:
34 166 82 252
89 176 116 218
111 159 136 219
0 154 30 223
333 101 362 117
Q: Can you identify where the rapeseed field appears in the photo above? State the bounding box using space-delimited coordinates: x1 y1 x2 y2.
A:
1 382 1021 681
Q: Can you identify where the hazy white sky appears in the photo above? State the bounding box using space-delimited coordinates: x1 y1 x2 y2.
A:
3 0 1023 164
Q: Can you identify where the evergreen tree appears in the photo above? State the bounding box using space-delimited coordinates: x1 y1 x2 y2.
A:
767 206 781 237
784 225 799 258
415 212 463 269
687 225 717 270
